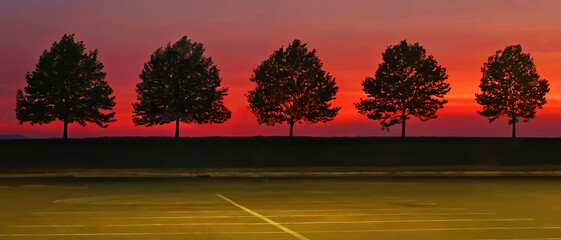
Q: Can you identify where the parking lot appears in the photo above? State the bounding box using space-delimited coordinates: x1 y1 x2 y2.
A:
1 177 561 239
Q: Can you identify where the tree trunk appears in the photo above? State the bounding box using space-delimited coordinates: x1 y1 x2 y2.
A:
289 122 294 138
512 120 516 138
401 103 407 138
175 118 180 139
401 118 406 138
63 120 68 140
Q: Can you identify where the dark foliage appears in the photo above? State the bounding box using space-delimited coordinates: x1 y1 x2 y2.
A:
15 34 116 139
355 40 450 137
132 36 231 138
246 39 340 137
475 45 549 138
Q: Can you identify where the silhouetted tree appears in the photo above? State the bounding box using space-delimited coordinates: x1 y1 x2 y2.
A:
476 45 549 138
355 40 450 137
133 36 230 138
246 39 340 137
15 34 116 139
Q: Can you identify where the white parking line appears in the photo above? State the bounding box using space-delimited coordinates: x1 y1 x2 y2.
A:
258 207 466 212
479 238 561 240
11 223 269 227
0 232 285 237
31 208 468 215
220 191 338 195
10 218 534 228
2 226 561 237
58 206 232 210
298 226 561 233
257 208 467 212
229 200 404 204
33 210 245 214
44 216 256 220
41 212 496 220
281 218 532 224
264 212 496 217
216 193 310 240
55 201 228 205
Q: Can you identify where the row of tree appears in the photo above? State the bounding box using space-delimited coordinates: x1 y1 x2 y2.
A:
16 34 550 139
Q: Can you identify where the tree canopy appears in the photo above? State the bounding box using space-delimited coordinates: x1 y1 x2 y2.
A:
475 45 549 138
355 40 450 137
246 39 340 137
132 36 231 138
15 34 116 139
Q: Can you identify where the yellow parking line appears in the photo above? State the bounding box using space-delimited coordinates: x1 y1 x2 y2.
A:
216 193 310 240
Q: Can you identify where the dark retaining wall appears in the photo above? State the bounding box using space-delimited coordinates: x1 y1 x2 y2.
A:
0 137 559 169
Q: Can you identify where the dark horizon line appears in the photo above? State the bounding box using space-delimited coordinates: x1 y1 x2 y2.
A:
2 135 561 140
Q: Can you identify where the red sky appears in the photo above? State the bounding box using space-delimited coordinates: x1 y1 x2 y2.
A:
1 0 561 138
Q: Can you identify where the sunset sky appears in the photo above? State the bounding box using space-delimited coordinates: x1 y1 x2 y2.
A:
1 0 561 138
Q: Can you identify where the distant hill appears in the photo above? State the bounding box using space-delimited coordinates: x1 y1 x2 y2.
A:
0 135 32 139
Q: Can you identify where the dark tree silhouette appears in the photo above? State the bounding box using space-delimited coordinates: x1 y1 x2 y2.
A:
246 39 340 137
476 45 549 138
355 40 450 138
132 36 230 138
15 34 116 139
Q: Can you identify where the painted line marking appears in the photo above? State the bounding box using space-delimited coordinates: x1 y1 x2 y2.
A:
220 191 338 195
297 226 561 233
216 193 310 240
284 218 531 224
3 226 561 237
58 206 237 210
479 238 561 240
224 200 404 203
55 199 420 206
256 208 468 211
32 210 246 214
41 212 496 220
0 232 284 237
44 216 256 220
10 218 534 228
32 208 468 214
263 212 496 217
54 201 228 205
